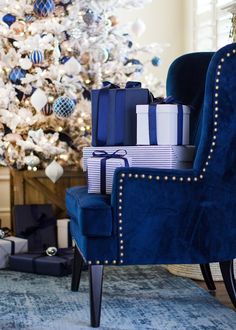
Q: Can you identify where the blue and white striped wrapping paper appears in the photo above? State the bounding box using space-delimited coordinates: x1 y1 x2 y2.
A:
83 145 195 173
87 156 132 194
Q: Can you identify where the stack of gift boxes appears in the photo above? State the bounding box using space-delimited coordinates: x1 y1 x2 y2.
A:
0 204 73 276
84 81 194 195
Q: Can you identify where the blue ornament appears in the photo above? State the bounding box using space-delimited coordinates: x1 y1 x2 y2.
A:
83 9 96 25
2 14 16 27
30 50 44 64
9 67 27 85
25 15 35 23
41 103 53 116
151 56 161 67
53 96 76 118
33 0 55 17
60 56 70 64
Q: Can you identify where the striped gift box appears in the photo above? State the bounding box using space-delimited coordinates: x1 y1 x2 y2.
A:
88 156 132 194
83 145 195 172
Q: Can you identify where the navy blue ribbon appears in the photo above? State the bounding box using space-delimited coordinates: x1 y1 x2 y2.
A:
92 150 129 194
148 96 186 145
96 81 141 145
1 238 15 255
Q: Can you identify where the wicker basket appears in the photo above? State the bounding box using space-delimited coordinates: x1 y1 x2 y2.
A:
166 262 235 281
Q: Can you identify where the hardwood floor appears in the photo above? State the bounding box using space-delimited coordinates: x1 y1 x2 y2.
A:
194 280 234 309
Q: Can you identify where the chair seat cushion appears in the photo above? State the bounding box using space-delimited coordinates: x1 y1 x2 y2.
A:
66 186 113 237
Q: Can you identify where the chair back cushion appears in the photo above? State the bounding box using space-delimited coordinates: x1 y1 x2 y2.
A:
166 52 214 146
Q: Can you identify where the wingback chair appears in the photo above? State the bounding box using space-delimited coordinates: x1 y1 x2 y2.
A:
66 43 236 328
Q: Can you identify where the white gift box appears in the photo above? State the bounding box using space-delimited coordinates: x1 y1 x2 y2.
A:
0 236 28 269
83 146 195 172
57 219 73 248
136 104 190 145
88 156 132 194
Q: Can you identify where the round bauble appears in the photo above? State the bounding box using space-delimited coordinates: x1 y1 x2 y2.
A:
2 13 16 27
151 56 161 66
9 67 27 85
25 154 40 167
80 52 90 65
30 50 44 64
93 48 109 63
10 21 25 35
33 0 55 17
53 96 75 118
83 9 96 25
24 15 36 23
46 246 57 256
0 229 5 239
41 103 53 116
19 57 32 70
108 15 119 27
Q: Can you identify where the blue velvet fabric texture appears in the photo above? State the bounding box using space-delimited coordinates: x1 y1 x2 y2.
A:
66 43 236 265
166 52 214 146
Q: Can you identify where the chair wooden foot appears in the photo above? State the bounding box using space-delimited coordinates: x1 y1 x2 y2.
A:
200 263 216 291
219 260 236 308
89 265 104 328
71 245 84 292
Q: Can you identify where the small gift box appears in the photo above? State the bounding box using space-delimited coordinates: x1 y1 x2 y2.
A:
9 248 74 277
57 219 73 248
0 236 28 269
136 97 190 145
83 145 195 171
92 81 151 146
88 150 132 194
14 204 57 252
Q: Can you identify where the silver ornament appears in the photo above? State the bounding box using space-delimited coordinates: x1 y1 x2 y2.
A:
83 9 96 25
70 28 81 39
46 246 58 256
0 229 5 239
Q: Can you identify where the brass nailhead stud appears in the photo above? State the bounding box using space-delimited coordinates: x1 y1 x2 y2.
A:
194 177 198 181
141 174 145 178
172 176 176 181
121 173 125 178
128 173 132 178
200 174 204 179
179 177 183 181
88 261 92 265
164 176 168 180
187 177 191 182
119 179 123 183
148 175 152 179
112 260 117 264
96 260 100 265
156 176 160 180
104 260 109 264
134 174 138 178
120 260 124 264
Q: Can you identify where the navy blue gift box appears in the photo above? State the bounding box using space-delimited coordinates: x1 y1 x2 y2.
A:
92 81 151 146
14 204 57 252
9 248 74 277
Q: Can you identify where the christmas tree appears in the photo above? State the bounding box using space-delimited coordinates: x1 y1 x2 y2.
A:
0 0 162 175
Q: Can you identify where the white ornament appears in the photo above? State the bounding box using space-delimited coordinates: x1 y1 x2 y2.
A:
131 19 146 37
45 160 64 183
19 57 32 70
31 89 48 111
25 153 40 166
64 57 81 75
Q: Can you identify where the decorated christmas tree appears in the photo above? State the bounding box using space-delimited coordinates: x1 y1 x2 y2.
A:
0 0 163 176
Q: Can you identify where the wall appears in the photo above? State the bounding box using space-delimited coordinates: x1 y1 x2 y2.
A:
118 0 186 85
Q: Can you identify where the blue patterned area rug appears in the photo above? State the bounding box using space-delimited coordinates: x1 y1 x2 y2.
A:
0 266 236 330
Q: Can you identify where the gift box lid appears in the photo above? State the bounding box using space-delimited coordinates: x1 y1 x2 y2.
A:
136 104 190 114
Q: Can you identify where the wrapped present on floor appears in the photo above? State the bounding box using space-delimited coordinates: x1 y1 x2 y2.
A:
9 248 74 277
92 81 151 146
87 150 132 194
14 204 57 252
0 236 28 269
136 96 190 145
57 219 73 248
83 145 195 172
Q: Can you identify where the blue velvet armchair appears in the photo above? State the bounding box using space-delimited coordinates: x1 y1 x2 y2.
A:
66 43 236 327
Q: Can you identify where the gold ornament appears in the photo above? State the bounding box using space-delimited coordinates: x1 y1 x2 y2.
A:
10 21 26 35
109 15 119 27
4 133 23 144
80 52 90 65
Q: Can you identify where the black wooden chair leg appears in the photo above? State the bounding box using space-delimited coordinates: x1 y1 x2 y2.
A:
89 265 104 328
71 245 84 292
219 260 236 308
200 263 216 291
